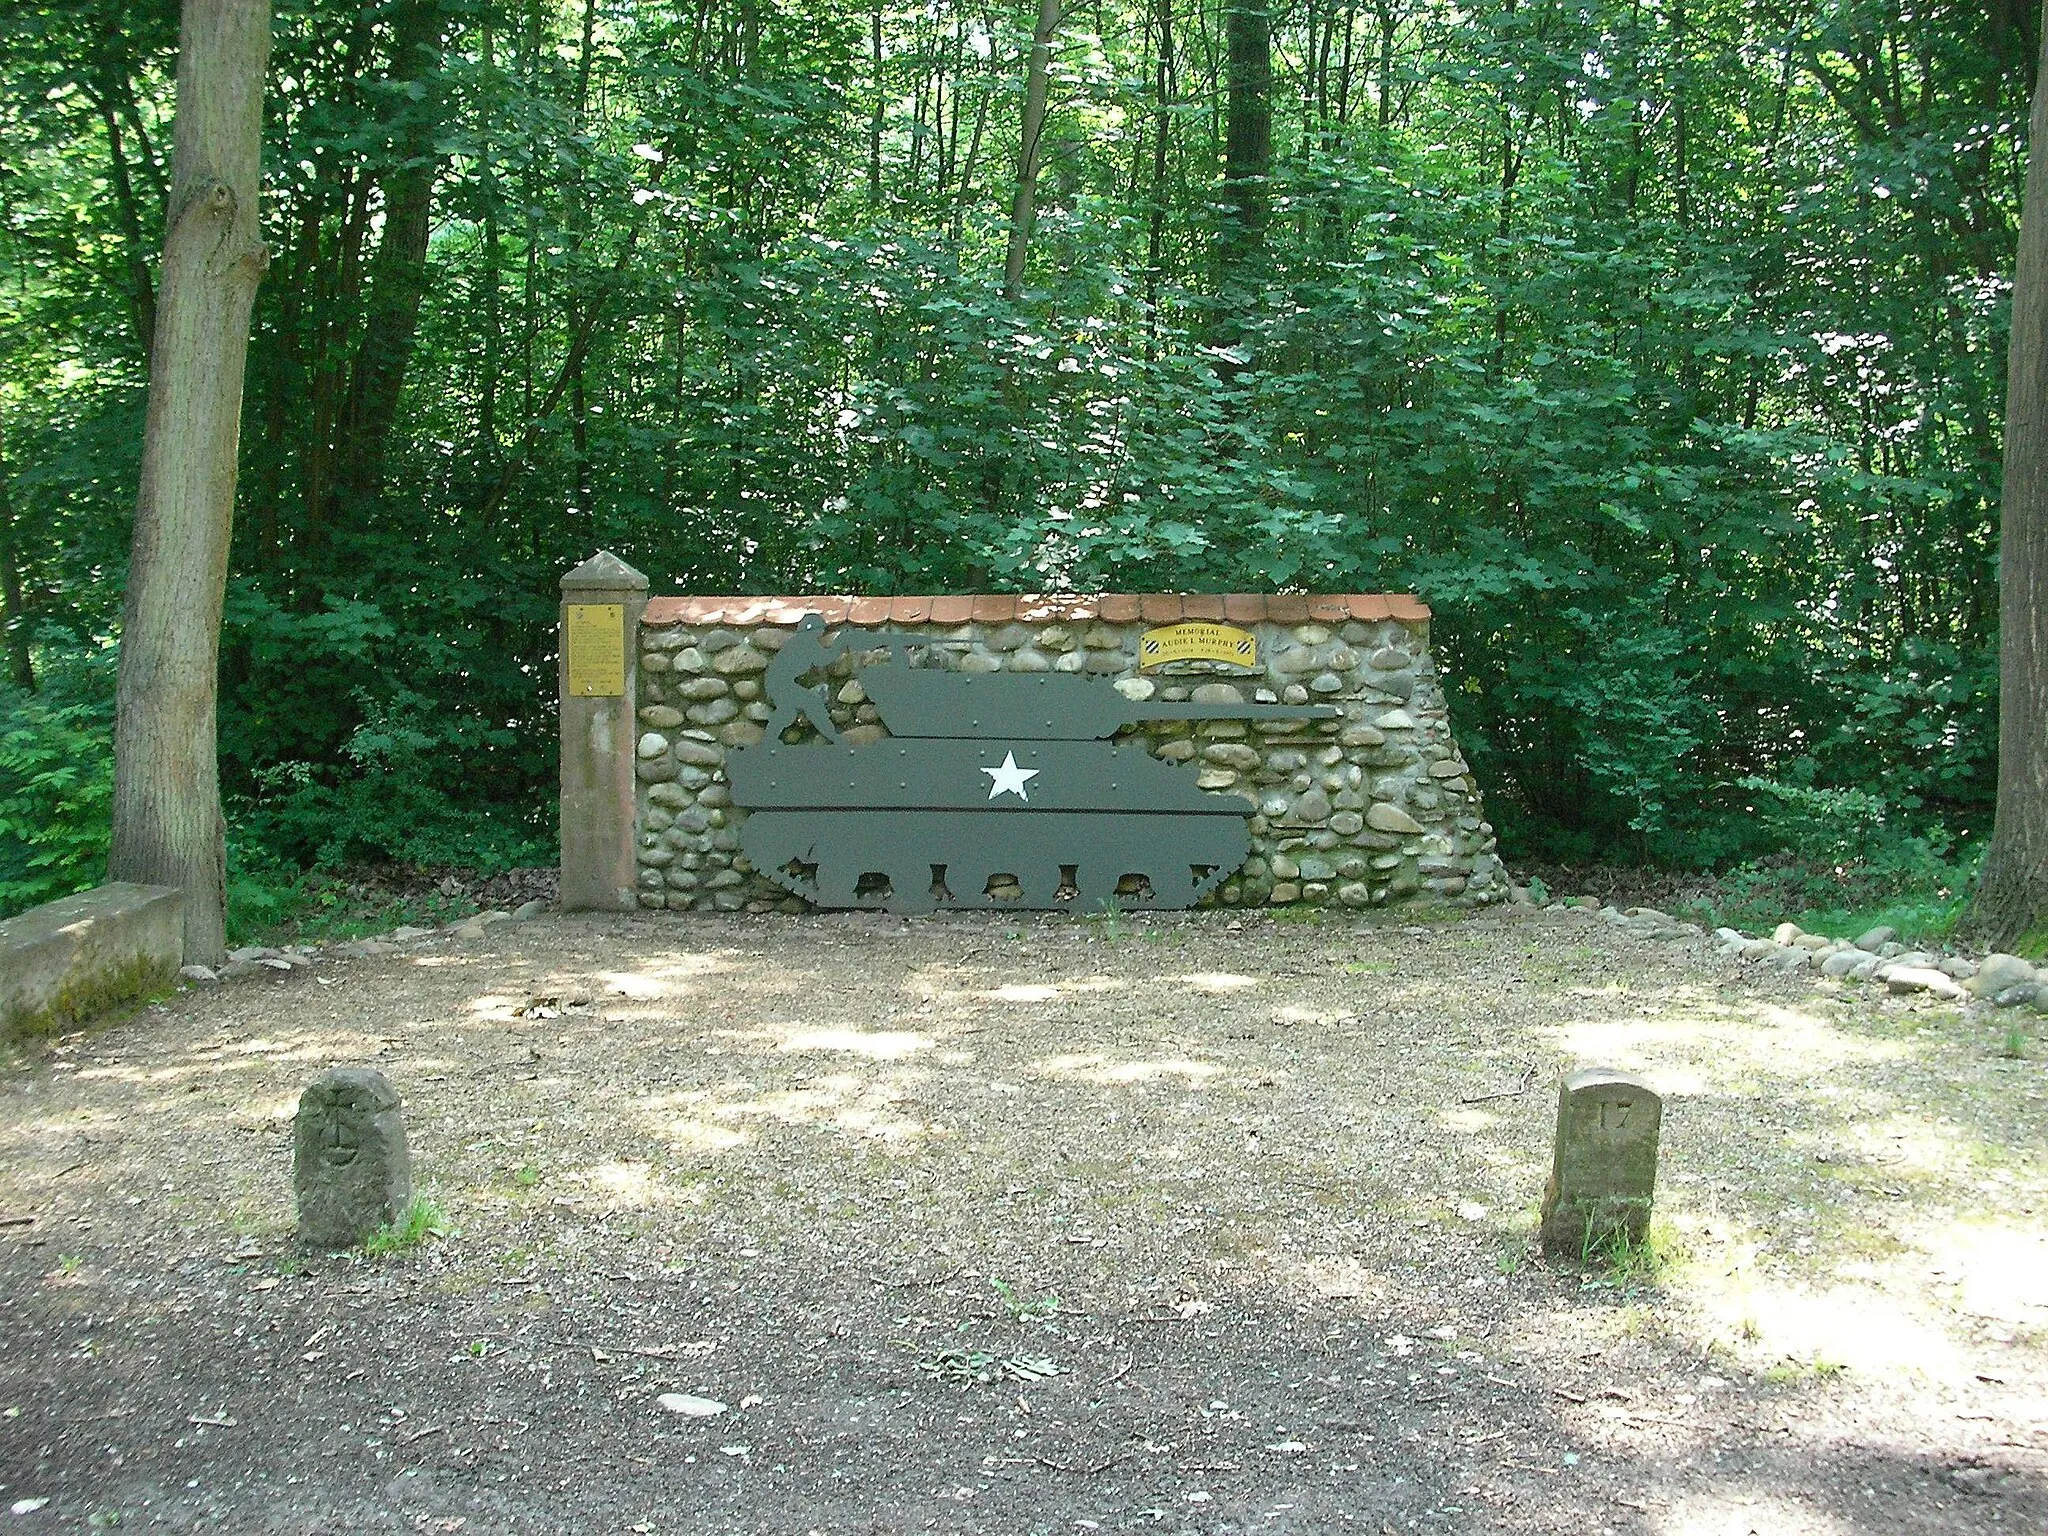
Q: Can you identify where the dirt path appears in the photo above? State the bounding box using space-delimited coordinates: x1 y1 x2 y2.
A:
1 906 2044 1533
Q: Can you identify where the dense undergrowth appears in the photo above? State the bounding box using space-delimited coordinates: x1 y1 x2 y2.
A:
1526 842 1979 948
0 635 550 943
0 0 2023 942
2 630 1977 949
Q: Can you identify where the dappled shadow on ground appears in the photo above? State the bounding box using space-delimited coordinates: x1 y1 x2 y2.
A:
0 905 2042 1532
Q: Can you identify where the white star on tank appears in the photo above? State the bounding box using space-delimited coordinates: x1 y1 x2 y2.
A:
980 751 1040 801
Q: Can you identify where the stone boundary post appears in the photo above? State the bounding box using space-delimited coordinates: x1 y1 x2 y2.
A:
1539 1067 1662 1257
559 551 648 911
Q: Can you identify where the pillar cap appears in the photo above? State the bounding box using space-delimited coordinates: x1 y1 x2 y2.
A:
561 550 649 593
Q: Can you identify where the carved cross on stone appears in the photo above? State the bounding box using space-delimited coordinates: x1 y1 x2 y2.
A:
294 1067 411 1250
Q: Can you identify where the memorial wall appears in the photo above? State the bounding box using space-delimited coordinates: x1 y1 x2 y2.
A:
556 554 1502 914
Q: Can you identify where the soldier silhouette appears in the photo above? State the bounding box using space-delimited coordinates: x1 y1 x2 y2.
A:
762 614 845 743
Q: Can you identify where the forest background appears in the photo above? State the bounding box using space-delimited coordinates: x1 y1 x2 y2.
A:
0 0 2032 937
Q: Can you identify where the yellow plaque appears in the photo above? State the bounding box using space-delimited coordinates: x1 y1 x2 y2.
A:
564 604 626 697
1139 621 1258 670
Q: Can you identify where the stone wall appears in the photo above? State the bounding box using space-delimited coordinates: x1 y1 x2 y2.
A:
0 881 183 1040
617 589 1501 914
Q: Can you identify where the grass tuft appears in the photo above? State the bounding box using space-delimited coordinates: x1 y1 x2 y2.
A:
1578 1216 1683 1287
1086 901 1128 942
364 1195 450 1257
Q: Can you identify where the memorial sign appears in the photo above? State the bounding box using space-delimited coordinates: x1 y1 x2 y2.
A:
729 619 1332 913
1139 621 1259 669
563 603 626 697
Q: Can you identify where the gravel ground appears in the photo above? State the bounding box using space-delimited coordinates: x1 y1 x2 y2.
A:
1 904 2044 1534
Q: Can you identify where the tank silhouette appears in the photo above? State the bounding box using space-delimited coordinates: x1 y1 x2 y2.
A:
727 619 1336 913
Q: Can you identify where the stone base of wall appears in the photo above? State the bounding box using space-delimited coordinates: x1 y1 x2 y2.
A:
627 595 1500 914
0 882 183 1040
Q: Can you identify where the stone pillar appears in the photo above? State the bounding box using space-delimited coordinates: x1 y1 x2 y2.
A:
1539 1068 1662 1258
295 1067 411 1249
559 551 648 911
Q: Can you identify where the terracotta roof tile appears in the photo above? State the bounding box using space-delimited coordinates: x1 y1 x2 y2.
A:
637 593 1429 630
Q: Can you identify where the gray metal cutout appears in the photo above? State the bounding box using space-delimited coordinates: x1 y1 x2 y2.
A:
729 616 1336 912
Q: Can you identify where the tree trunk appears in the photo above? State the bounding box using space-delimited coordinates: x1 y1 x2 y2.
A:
91 70 160 360
1969 2 2048 951
1217 0 1271 286
1002 0 1063 301
0 412 34 692
108 0 271 966
338 0 448 505
869 2 885 206
479 20 502 462
1143 0 1177 347
949 78 988 243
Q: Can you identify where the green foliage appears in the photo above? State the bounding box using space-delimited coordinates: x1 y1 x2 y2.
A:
0 0 2027 890
220 845 482 947
1675 838 1979 947
1579 1216 1681 1288
989 1277 1062 1324
364 1196 450 1257
0 647 115 916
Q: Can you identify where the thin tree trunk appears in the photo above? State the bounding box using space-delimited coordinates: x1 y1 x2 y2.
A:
339 0 448 503
90 73 159 359
567 0 599 519
869 2 885 206
950 79 988 243
1144 0 1176 349
1002 0 1063 300
1373 0 1394 129
109 0 271 965
1968 2 2048 949
480 22 502 460
1671 0 1691 229
0 413 34 692
1218 0 1271 287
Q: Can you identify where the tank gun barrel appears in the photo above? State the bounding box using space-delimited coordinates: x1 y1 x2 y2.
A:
1117 700 1338 726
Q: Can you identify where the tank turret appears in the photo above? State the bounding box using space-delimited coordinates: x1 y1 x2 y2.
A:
729 618 1334 913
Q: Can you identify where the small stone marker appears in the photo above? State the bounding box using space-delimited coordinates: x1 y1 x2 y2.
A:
294 1067 411 1249
1539 1068 1661 1258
